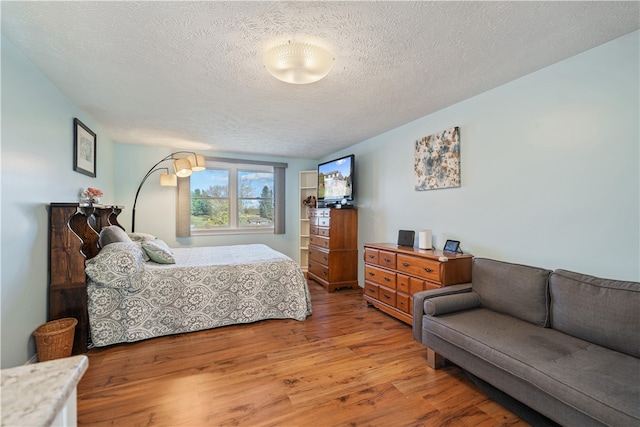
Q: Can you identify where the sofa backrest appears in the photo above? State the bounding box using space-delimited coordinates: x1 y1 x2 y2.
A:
550 269 640 358
472 258 552 327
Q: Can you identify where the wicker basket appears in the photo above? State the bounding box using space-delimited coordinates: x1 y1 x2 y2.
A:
33 318 77 361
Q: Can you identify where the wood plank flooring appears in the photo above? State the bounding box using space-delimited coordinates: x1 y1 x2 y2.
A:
77 282 528 426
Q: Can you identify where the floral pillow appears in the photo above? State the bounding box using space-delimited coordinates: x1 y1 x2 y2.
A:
126 232 157 261
141 239 175 264
85 242 145 291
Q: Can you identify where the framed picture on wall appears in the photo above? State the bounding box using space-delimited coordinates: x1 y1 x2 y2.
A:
73 118 97 177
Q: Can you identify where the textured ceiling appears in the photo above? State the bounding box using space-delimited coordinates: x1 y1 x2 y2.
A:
2 1 638 159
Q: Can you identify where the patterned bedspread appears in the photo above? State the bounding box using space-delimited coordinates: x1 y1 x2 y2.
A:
85 243 312 347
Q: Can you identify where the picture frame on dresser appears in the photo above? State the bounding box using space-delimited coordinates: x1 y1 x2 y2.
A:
73 118 97 177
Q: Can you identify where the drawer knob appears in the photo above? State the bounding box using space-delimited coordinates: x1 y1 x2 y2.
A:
424 267 433 273
323 256 328 261
323 271 327 277
368 272 375 276
383 294 390 300
368 255 375 259
384 277 390 282
383 258 391 262
402 262 410 267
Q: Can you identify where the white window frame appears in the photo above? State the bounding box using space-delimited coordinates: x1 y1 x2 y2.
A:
177 157 287 237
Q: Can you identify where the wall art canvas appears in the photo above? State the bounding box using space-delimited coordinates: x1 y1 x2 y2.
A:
414 126 460 191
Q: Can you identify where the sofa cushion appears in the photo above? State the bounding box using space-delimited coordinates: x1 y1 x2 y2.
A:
423 308 640 426
424 292 480 316
472 258 551 327
550 269 640 358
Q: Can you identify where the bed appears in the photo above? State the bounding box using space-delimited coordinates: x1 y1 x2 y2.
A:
85 238 312 347
48 203 311 351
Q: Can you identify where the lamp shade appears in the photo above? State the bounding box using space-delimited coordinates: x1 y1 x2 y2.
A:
264 42 333 84
174 158 193 177
160 173 178 186
188 154 206 172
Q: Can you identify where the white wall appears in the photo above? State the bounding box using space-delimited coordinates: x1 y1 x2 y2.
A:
329 31 639 281
112 143 316 257
1 36 116 368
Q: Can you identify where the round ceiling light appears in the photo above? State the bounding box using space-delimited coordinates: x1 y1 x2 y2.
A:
263 42 334 84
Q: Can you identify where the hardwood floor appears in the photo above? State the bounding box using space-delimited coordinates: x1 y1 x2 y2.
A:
77 282 528 426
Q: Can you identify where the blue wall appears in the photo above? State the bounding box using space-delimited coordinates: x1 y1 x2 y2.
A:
327 31 639 281
1 35 116 368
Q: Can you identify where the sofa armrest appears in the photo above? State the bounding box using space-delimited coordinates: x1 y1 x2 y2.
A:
412 283 472 343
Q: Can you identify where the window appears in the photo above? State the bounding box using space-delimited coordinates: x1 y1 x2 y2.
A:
177 158 287 236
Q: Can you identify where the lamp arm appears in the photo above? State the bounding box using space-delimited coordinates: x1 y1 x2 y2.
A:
130 151 198 232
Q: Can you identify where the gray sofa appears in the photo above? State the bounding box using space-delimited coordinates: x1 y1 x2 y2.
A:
412 258 639 427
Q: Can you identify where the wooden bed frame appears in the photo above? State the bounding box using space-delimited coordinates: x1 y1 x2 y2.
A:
48 203 124 354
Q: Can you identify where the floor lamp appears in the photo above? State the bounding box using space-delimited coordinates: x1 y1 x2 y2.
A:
131 152 205 232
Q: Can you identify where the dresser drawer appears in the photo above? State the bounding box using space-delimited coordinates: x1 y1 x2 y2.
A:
308 259 329 281
378 286 396 306
397 274 410 293
317 227 330 237
396 293 410 314
365 265 396 289
410 277 441 293
309 235 330 249
379 250 396 269
397 254 441 282
318 217 330 227
308 246 329 265
364 248 379 265
364 281 379 299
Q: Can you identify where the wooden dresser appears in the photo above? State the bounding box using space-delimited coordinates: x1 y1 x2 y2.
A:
48 203 124 354
307 208 359 292
363 243 473 324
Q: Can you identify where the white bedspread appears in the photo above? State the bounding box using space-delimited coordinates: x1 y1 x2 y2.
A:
86 243 312 347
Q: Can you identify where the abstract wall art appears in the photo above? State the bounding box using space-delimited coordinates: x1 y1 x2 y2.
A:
414 126 460 191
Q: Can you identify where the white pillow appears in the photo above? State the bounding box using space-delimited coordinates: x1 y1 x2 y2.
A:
127 232 157 242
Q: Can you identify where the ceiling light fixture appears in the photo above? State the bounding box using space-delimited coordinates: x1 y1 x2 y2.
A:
263 41 334 84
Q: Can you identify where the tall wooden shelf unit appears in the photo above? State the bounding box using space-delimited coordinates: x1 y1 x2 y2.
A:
299 170 317 277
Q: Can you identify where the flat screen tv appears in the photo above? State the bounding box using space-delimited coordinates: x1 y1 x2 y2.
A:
317 154 354 204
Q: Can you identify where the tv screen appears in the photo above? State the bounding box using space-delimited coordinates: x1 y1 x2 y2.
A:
318 154 354 202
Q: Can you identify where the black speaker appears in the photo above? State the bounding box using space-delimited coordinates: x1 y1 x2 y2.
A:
397 230 415 247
